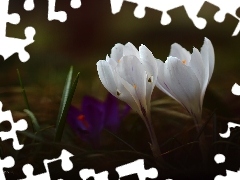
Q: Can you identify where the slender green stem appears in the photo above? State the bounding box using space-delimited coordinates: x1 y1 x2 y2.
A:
141 112 164 164
17 69 30 110
194 117 208 164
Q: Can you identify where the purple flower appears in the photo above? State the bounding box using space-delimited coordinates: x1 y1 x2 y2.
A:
67 93 129 146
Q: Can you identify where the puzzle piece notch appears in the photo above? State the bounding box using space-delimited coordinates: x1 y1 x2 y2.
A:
24 0 35 11
71 0 81 9
20 149 74 180
231 83 240 96
219 122 240 138
214 154 226 164
0 156 15 180
116 159 158 180
0 101 28 150
79 169 109 180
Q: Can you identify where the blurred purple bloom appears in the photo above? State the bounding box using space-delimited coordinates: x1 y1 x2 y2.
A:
67 93 130 146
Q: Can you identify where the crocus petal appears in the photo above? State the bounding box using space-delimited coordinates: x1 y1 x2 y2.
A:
117 55 147 117
97 60 137 114
189 48 205 90
110 43 124 63
97 60 118 96
164 56 202 122
139 45 158 112
123 42 140 58
170 43 191 65
200 37 215 83
156 59 177 99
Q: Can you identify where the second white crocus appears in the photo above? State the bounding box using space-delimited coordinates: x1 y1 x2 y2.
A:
156 37 214 128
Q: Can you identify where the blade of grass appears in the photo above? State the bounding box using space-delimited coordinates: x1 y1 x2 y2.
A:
17 69 30 110
195 109 217 141
103 128 138 152
55 71 80 142
23 109 40 132
57 66 73 125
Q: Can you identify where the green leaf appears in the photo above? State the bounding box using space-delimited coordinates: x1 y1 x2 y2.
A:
57 66 73 125
24 109 40 132
54 69 80 142
151 107 191 120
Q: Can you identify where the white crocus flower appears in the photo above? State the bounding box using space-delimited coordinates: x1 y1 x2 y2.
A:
156 37 214 129
97 42 158 121
97 42 162 158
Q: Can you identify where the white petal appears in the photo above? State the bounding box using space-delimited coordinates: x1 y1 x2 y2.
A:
139 45 158 110
189 48 207 107
200 37 215 83
117 55 147 114
110 43 124 63
139 44 158 81
106 55 117 68
189 48 205 89
97 60 141 116
170 43 191 65
123 42 140 59
164 57 202 122
155 59 177 99
97 60 118 96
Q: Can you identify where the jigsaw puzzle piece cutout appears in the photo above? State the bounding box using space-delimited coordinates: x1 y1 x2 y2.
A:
0 0 36 62
208 0 240 36
110 0 240 36
43 149 74 171
207 0 240 22
183 0 206 29
20 149 74 180
110 0 207 27
0 27 36 62
0 101 28 150
0 156 15 180
20 164 51 180
116 159 158 180
219 122 240 138
215 169 240 180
